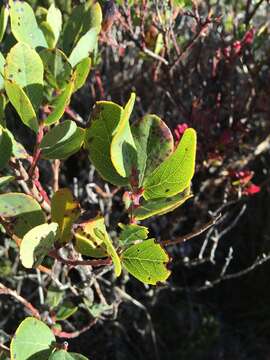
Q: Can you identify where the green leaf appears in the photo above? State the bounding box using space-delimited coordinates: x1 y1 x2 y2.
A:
0 193 45 237
131 114 174 186
20 222 58 269
0 5 8 42
40 48 72 90
69 28 98 68
134 188 192 220
9 0 48 49
4 80 38 133
47 4 62 47
118 223 148 246
74 217 108 258
5 42 44 110
0 51 5 90
62 1 101 56
85 302 112 319
56 301 78 320
84 101 128 186
122 239 171 285
0 93 6 125
10 317 55 360
0 176 15 188
111 93 137 179
51 188 80 245
94 228 122 277
143 128 197 200
73 57 91 92
49 350 88 360
88 2 102 31
7 129 28 159
45 81 74 125
0 126 13 170
62 4 86 55
46 286 64 309
40 21 56 49
41 122 84 160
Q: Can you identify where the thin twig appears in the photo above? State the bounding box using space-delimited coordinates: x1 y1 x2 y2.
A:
0 282 41 319
49 249 112 267
162 214 221 247
53 318 97 339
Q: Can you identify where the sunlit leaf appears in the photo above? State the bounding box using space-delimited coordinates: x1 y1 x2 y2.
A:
40 21 56 49
4 80 38 133
118 223 148 246
20 223 58 268
10 317 55 360
51 188 81 244
40 48 72 90
134 188 192 220
143 128 196 200
5 42 44 111
94 228 122 277
122 239 170 285
45 81 74 125
41 125 84 160
0 193 46 237
9 0 48 48
73 57 91 92
84 101 128 186
0 5 8 42
47 3 62 47
74 217 108 258
111 93 137 179
69 28 98 68
131 114 173 186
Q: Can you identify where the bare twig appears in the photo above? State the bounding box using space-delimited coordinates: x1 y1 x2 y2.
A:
49 249 112 268
196 251 270 291
162 214 221 247
53 318 97 339
0 282 41 319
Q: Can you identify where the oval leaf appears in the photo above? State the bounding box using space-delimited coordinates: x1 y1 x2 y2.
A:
41 125 84 160
20 223 58 269
5 42 44 110
118 223 149 246
40 48 72 90
0 193 45 237
4 80 38 133
122 239 171 285
68 28 98 68
10 317 55 360
9 0 48 48
45 81 74 125
51 188 80 245
73 57 91 92
84 101 128 186
134 188 192 220
143 128 197 200
111 93 137 179
0 126 13 170
94 228 121 277
131 114 174 186
46 4 62 47
0 5 8 42
74 217 108 258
